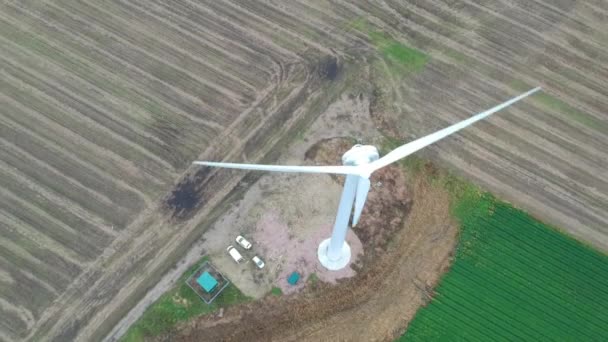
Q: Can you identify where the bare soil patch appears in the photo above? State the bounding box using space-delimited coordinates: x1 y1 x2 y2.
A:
165 164 457 342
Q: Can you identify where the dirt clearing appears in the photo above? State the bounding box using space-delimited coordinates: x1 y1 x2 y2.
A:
166 164 457 342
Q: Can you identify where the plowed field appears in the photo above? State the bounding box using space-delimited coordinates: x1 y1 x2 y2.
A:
1 1 607 341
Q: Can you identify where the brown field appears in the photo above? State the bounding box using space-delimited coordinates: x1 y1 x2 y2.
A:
0 0 607 341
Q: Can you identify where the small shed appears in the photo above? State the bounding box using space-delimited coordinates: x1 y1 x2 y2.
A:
197 271 218 293
186 261 229 304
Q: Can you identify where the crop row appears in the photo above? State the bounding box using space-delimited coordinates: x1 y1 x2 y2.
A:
403 195 608 340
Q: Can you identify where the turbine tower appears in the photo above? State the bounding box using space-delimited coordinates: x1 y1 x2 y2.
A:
194 87 540 270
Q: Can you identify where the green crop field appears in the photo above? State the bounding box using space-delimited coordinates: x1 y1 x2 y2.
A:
401 178 608 341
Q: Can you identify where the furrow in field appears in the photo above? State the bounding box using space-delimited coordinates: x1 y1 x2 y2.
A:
146 0 297 100
438 142 608 233
255 0 357 49
356 1 511 73
0 263 60 302
0 256 57 318
0 55 184 170
0 66 174 179
0 138 134 227
390 0 598 121
462 136 608 227
504 98 608 160
461 120 608 207
145 0 292 68
0 297 34 334
559 25 608 67
583 2 608 23
0 158 117 241
227 0 345 48
449 82 608 188
436 148 608 251
0 192 96 266
0 35 220 172
536 65 608 123
0 236 71 292
441 1 608 116
0 5 229 129
71 0 257 102
477 0 608 61
93 0 261 94
0 191 107 261
127 0 276 84
198 0 323 55
0 306 27 342
414 61 608 161
0 34 217 153
1 94 165 196
292 0 353 28
48 1 246 116
0 114 146 213
0 21 167 148
456 128 608 222
529 0 590 30
0 268 12 284
468 0 608 68
407 63 607 174
0 229 82 279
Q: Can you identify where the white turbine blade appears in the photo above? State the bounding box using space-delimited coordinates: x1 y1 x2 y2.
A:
368 87 541 172
193 161 362 175
352 176 371 227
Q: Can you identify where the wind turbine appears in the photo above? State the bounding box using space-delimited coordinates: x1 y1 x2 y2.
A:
194 87 540 270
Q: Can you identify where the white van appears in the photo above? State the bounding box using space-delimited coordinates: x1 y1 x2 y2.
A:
226 245 244 263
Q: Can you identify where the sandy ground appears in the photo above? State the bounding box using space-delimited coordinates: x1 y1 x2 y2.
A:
168 164 458 342
200 171 365 297
184 91 378 298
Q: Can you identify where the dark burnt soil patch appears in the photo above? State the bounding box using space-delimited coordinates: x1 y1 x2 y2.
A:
165 167 263 220
318 56 340 81
165 168 209 219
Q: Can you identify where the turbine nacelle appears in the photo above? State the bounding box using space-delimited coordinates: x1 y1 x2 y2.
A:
342 144 379 166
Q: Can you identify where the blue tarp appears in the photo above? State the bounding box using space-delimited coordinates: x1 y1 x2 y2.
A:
287 271 300 285
197 271 218 293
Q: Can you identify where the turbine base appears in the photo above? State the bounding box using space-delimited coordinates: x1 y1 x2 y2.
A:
317 238 351 271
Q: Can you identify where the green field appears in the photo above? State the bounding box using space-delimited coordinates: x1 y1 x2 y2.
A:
122 257 250 342
401 169 608 341
349 18 429 74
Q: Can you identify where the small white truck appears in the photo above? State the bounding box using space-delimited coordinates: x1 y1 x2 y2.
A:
226 245 244 263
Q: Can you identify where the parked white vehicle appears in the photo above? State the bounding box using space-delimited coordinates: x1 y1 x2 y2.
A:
236 235 252 249
252 256 265 269
227 245 244 263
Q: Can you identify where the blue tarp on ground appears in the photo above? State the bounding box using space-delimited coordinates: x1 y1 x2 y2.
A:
197 271 218 293
287 271 300 285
